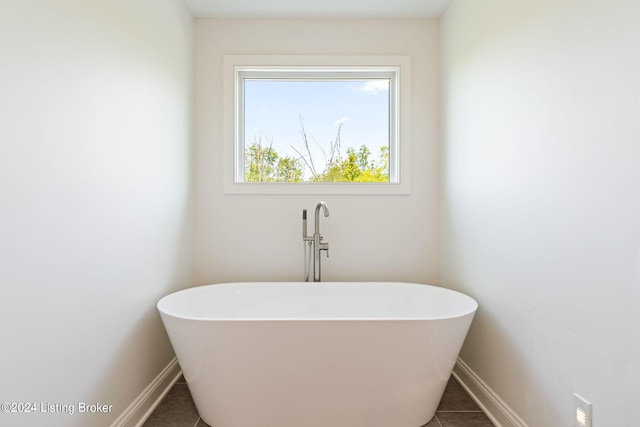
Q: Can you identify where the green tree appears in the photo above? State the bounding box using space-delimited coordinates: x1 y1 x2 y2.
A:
246 122 389 183
315 145 389 182
245 136 303 182
275 156 304 182
355 145 389 182
292 119 389 182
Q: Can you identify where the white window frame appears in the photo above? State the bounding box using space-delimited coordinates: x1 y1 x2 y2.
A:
223 55 411 195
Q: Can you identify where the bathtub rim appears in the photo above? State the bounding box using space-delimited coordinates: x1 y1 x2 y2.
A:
157 281 478 323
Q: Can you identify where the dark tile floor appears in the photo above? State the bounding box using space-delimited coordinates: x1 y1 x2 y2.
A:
143 374 495 427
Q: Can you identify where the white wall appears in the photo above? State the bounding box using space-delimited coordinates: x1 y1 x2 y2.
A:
194 19 440 285
440 0 640 425
0 1 193 426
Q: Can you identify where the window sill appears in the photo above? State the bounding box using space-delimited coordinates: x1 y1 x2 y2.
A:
223 181 410 195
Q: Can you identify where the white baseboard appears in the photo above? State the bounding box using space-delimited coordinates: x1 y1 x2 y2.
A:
453 358 529 427
110 358 182 427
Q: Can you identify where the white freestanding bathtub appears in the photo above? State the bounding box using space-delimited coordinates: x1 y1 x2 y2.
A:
157 282 477 427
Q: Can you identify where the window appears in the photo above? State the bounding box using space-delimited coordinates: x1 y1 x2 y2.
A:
223 55 411 194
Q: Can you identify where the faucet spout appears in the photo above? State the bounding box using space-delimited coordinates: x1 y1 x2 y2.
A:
314 201 329 234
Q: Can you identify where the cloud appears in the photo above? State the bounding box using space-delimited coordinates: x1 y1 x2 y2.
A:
354 80 389 95
334 116 351 127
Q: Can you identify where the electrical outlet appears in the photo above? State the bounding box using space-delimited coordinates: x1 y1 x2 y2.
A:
574 394 592 427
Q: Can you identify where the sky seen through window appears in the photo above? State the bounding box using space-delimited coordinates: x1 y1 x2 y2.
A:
244 79 390 181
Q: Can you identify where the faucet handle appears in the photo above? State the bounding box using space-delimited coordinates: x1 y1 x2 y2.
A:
320 243 329 257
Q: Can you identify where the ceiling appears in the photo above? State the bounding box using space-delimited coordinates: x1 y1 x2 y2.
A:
184 0 451 19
